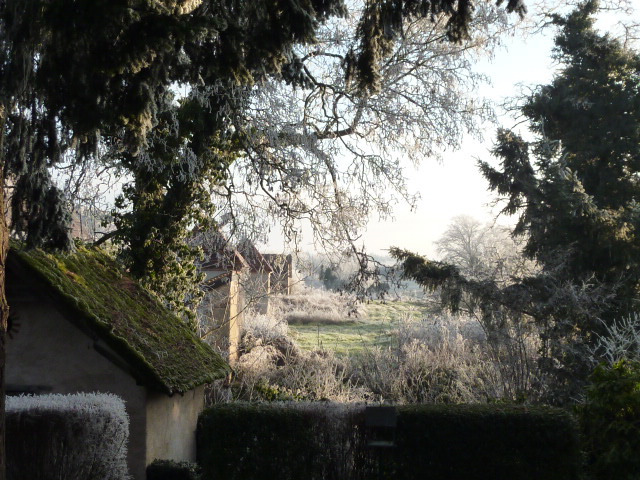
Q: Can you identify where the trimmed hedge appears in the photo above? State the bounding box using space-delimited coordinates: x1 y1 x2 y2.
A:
147 460 201 480
6 393 130 480
392 404 580 480
198 403 367 480
197 403 581 480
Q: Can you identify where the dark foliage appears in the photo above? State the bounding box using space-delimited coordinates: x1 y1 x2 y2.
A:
394 0 640 402
197 403 580 480
579 361 640 480
348 0 527 91
147 459 201 480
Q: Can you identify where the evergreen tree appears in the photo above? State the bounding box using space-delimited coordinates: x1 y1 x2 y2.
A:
110 89 241 322
394 0 640 401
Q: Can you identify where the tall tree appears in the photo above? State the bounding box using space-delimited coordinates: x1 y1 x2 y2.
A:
216 2 516 252
0 1 525 476
1 1 348 475
70 2 526 316
394 0 640 401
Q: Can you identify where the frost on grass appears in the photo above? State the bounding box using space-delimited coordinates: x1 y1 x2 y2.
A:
211 286 542 404
270 287 364 326
6 393 130 480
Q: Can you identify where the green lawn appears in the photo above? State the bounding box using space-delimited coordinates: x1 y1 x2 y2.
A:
289 300 434 356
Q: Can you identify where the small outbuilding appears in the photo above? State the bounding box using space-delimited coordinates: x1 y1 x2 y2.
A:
199 242 249 364
263 253 295 295
6 245 230 480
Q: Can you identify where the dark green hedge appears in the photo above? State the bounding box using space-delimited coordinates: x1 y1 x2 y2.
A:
197 403 581 480
392 404 580 480
147 459 201 480
579 361 640 480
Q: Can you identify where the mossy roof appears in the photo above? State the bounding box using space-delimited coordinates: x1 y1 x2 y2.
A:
10 244 231 395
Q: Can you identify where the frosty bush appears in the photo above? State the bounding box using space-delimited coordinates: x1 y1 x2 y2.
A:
591 313 640 364
271 287 364 325
234 333 365 402
223 309 504 403
350 339 503 404
395 312 487 348
6 393 130 480
217 288 542 404
243 311 290 342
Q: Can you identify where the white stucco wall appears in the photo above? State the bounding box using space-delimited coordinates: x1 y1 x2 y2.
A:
145 385 206 464
7 262 211 479
5 285 151 480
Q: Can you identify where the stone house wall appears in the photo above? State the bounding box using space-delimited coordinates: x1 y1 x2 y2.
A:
6 271 206 480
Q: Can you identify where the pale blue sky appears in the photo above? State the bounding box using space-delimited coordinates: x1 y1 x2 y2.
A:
357 27 558 257
261 2 637 258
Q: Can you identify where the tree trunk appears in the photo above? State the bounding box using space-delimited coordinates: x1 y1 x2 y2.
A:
0 105 8 480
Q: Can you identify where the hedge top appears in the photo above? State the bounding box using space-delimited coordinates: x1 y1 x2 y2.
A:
9 244 231 395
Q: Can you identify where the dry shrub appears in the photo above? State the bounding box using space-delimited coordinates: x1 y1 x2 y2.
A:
243 311 290 342
233 333 367 402
395 312 487 348
270 287 364 326
211 290 542 405
351 339 503 404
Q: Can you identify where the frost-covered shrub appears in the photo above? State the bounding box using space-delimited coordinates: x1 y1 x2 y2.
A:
395 312 542 402
350 339 503 404
591 313 640 364
270 287 364 325
6 393 130 480
243 311 289 342
234 337 365 402
223 292 540 404
396 312 487 348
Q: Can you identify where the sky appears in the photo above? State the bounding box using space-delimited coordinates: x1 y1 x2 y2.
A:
358 28 558 258
257 8 562 258
356 2 640 259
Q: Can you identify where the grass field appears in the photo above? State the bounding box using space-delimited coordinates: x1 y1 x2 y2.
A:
288 299 435 356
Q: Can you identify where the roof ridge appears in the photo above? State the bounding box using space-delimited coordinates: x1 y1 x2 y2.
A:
10 245 230 394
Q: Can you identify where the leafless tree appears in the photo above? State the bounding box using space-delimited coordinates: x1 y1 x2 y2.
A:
435 215 536 285
211 2 518 254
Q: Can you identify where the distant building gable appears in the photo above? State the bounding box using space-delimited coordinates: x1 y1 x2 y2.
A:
237 239 274 274
263 253 294 294
198 231 248 273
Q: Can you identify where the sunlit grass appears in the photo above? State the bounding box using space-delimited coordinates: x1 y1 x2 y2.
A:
289 299 434 356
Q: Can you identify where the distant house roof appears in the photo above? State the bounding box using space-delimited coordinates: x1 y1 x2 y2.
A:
262 253 293 276
237 239 273 273
201 249 248 272
8 245 231 395
201 271 233 292
196 231 248 272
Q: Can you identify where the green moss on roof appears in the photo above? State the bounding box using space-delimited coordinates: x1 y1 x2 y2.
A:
11 244 231 395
